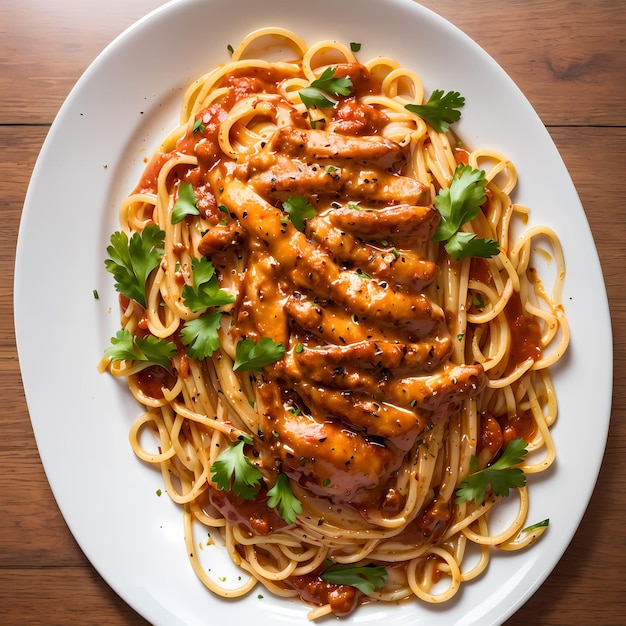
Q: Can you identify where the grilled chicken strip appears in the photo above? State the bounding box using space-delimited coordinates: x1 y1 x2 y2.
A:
234 249 290 345
389 364 486 412
340 169 429 205
275 348 430 447
278 345 484 425
292 337 453 375
305 212 437 292
290 381 427 450
243 153 346 199
265 126 404 169
325 204 439 241
239 125 429 204
257 380 405 500
285 296 410 345
243 153 428 205
220 179 444 338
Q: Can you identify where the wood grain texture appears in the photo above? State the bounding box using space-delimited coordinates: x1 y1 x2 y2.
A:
1 1 624 624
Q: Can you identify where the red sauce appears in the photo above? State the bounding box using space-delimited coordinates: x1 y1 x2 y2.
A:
286 573 360 617
454 146 471 165
469 257 493 286
132 152 170 195
498 410 536 446
134 365 176 400
176 103 227 165
207 486 286 535
415 497 452 541
332 63 382 98
332 98 390 135
477 413 504 458
380 486 407 515
503 291 542 372
426 554 445 584
389 494 454 548
224 74 277 102
478 410 536 459
225 65 293 95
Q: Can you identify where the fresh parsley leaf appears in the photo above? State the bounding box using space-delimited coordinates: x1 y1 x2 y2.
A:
192 118 205 133
472 292 486 309
182 257 235 312
283 195 317 231
320 562 388 596
311 67 353 96
266 473 302 524
405 89 465 133
180 311 223 359
300 87 335 109
522 518 550 533
434 165 487 240
171 182 200 224
104 328 176 370
298 67 353 109
233 337 285 372
104 224 165 307
210 436 263 500
433 165 499 261
445 231 500 261
455 438 528 505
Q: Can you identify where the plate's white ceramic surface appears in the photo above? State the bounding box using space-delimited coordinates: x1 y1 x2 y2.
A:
15 0 612 624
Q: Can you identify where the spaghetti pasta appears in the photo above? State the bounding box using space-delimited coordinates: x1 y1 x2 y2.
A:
101 28 568 618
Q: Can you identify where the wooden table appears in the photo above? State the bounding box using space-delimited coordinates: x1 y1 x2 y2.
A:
2 1 624 623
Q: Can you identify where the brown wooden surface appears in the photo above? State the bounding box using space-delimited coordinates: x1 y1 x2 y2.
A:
1 1 625 624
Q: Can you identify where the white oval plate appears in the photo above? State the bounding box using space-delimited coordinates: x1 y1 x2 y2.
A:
14 0 612 624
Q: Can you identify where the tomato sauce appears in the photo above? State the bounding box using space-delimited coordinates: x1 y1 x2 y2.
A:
132 152 170 195
477 413 504 458
332 63 382 98
415 497 453 541
225 65 294 96
388 493 454 548
207 486 286 535
285 573 360 617
426 554 445 584
499 410 536 446
454 146 471 165
478 409 536 460
332 98 390 135
469 257 493 286
134 365 176 400
504 291 542 372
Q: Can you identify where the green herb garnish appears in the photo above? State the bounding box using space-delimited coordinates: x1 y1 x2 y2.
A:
283 195 317 231
433 165 500 260
210 435 263 500
104 224 165 308
233 337 285 372
298 67 353 109
455 439 528 504
405 89 465 133
171 182 200 224
321 561 388 595
267 473 302 524
104 328 176 370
